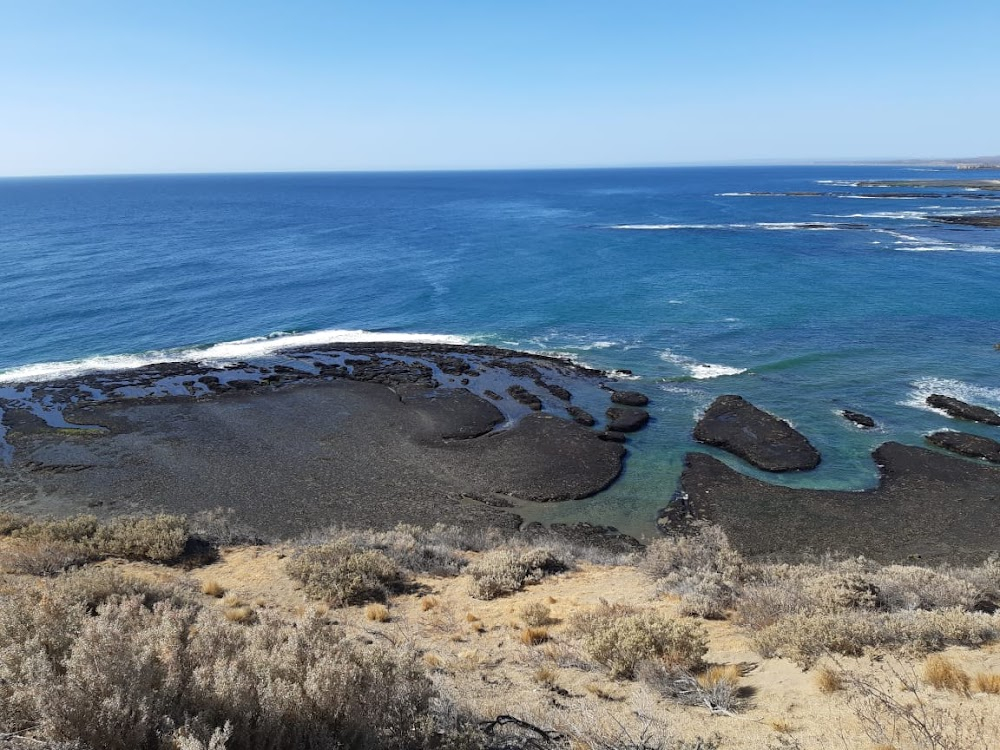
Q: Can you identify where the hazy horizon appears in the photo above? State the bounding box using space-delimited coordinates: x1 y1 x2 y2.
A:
2 1 998 177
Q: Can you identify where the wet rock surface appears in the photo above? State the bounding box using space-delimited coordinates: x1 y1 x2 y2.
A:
693 395 820 471
926 430 1000 464
605 407 650 433
664 442 1000 564
610 390 649 407
926 394 1000 426
566 405 596 427
842 410 876 429
0 344 628 537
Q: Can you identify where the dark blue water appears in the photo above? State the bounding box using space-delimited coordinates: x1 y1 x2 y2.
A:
3 166 999 537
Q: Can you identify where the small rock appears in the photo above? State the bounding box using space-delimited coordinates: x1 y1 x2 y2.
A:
566 405 596 427
610 390 649 407
508 385 543 411
606 407 650 432
598 430 627 443
842 410 876 429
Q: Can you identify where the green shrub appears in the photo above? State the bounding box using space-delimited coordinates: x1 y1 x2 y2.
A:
286 540 403 606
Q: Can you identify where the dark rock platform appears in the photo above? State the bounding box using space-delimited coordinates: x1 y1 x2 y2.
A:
926 394 1000 426
693 395 821 472
664 442 1000 564
0 343 630 539
926 430 1000 464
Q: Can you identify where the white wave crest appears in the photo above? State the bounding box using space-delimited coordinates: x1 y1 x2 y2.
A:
608 223 747 230
823 211 928 220
0 329 471 384
901 377 1000 414
660 349 747 379
715 192 757 197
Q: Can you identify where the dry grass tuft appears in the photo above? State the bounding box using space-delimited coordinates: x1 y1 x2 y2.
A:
520 626 550 646
420 596 439 611
519 600 552 626
365 603 390 622
222 592 243 608
697 664 741 690
223 606 254 623
972 672 1000 694
200 579 225 598
423 652 442 669
465 612 480 622
767 718 793 733
815 664 844 693
533 665 558 686
922 654 970 692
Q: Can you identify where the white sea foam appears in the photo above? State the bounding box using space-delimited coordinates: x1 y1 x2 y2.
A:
609 223 746 230
660 349 747 379
715 192 758 197
837 195 923 200
816 180 859 187
609 222 847 232
901 377 1000 414
823 211 928 220
0 329 472 384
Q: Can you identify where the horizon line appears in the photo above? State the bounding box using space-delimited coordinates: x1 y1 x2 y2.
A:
2 156 996 181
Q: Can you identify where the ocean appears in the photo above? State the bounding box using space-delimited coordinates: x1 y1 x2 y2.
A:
2 166 999 538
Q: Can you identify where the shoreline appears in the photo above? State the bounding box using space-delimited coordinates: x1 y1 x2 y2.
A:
0 343 642 545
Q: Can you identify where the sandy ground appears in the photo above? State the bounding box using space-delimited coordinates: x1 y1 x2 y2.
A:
112 547 1000 750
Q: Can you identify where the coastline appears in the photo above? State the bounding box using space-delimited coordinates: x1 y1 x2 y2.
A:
0 343 639 543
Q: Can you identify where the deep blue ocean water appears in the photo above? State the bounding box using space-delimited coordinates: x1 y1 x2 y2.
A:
2 166 999 537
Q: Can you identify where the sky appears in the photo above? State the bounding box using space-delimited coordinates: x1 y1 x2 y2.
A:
1 1 998 176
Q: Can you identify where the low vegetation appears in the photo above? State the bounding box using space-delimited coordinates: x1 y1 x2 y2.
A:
0 511 997 749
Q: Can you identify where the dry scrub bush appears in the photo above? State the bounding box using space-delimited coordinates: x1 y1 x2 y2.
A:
520 601 552 626
303 522 506 577
641 524 745 619
92 514 190 562
286 539 403 606
802 572 883 611
583 609 707 678
921 655 969 692
0 539 96 576
0 512 191 569
752 608 998 668
872 565 978 611
0 577 458 750
841 662 993 750
467 546 570 600
639 663 743 714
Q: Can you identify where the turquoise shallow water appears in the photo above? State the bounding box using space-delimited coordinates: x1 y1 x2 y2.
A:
2 166 999 538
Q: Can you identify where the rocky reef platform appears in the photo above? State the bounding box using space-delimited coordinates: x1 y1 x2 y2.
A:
0 344 649 540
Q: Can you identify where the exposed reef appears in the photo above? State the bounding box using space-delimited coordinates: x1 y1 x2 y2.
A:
926 394 1000 426
0 344 640 538
926 430 1000 464
692 395 821 472
664 442 1000 564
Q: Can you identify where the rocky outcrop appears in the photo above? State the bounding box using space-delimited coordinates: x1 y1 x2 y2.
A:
566 406 596 427
693 395 820 472
926 394 1000 426
610 390 649 407
507 385 543 411
605 407 650 433
842 410 876 429
663 442 1000 564
926 431 1000 463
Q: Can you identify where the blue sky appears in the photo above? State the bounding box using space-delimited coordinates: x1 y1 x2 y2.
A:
1 1 998 175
